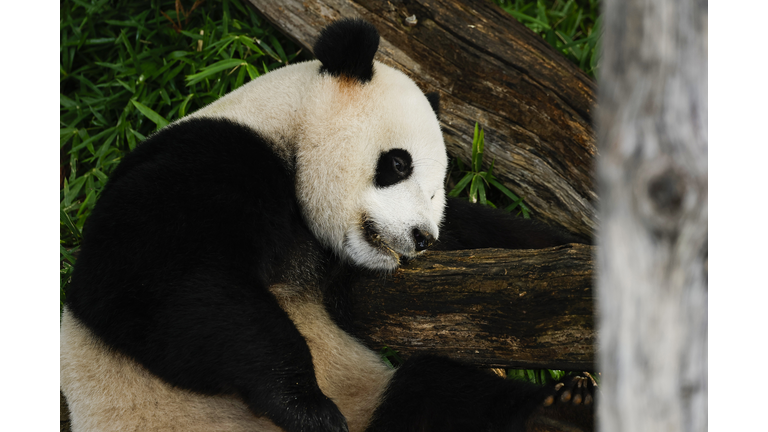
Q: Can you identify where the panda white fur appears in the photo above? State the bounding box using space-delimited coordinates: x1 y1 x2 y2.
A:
61 19 590 432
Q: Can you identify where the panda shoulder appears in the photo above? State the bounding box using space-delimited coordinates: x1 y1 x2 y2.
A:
109 118 289 187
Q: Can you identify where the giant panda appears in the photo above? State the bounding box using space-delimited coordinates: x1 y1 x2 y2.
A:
60 19 593 432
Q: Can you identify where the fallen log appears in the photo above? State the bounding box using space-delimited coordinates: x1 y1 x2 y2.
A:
348 244 595 370
249 0 597 239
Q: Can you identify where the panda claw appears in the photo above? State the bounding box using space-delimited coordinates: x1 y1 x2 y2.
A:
548 373 599 409
543 395 555 407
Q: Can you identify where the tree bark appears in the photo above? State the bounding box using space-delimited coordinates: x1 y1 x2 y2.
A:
349 244 595 370
596 0 708 431
248 0 597 240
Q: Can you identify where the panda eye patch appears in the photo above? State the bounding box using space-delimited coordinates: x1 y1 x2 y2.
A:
375 149 413 187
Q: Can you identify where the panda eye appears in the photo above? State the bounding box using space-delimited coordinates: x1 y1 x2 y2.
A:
392 157 406 173
375 149 413 187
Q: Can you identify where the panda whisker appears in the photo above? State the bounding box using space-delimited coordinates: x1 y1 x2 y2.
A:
411 157 445 168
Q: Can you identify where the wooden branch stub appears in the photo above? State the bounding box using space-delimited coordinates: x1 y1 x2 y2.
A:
249 0 598 239
349 244 595 370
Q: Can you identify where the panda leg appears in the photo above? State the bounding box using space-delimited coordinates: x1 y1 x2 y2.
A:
60 307 285 432
365 355 549 432
434 196 590 250
100 276 349 432
273 290 395 432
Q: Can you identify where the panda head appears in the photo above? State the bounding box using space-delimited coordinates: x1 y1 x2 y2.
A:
296 19 448 272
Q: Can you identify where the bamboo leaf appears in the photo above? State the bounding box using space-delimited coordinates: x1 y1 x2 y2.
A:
487 177 522 202
504 10 551 30
60 208 81 241
449 172 474 197
129 128 147 142
269 35 288 63
178 93 195 118
66 176 86 203
60 245 78 265
185 58 246 86
245 63 260 80
504 200 521 213
519 202 532 219
60 94 78 108
130 100 169 129
92 168 109 183
235 64 247 89
469 175 479 203
180 30 205 40
68 127 116 153
254 38 281 62
239 37 266 57
125 125 136 150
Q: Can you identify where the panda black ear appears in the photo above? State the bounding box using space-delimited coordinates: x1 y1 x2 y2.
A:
425 92 440 118
314 19 380 84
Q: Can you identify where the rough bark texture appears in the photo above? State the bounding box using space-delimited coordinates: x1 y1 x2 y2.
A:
349 244 595 370
249 0 597 240
596 0 708 431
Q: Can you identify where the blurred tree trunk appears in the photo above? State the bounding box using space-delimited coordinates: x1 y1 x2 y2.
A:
596 0 708 430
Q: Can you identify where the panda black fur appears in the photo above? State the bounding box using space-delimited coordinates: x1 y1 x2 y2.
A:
60 19 589 432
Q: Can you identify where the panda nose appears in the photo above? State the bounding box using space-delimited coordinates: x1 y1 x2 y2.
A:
412 228 435 252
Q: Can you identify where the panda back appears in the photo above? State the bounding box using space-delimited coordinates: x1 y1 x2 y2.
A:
66 117 315 356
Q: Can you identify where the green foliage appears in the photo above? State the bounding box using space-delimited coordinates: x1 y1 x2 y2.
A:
492 0 601 77
507 368 566 384
380 346 404 369
449 123 531 218
59 0 302 307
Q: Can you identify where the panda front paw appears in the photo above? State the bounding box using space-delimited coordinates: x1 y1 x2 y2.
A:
526 373 596 432
542 373 597 408
266 394 349 432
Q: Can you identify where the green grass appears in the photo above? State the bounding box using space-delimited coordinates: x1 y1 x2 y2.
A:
448 123 531 218
508 368 567 384
59 0 302 307
491 0 601 78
